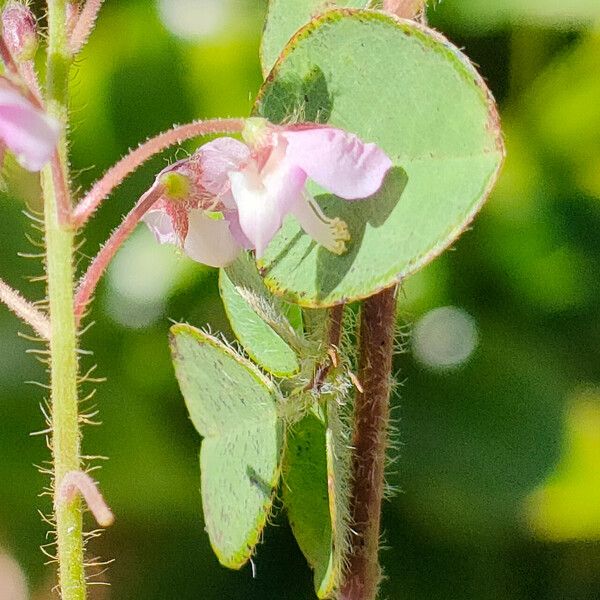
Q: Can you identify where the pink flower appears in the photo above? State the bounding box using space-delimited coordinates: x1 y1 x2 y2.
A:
143 137 251 268
143 119 392 266
0 78 60 171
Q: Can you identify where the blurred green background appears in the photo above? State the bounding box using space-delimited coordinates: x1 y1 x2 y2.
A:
1 0 600 598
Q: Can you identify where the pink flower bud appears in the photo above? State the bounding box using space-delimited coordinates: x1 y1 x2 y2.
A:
1 2 38 62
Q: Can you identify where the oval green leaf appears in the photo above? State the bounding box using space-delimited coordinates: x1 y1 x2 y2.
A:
260 0 369 76
220 255 301 377
170 324 283 569
255 10 504 307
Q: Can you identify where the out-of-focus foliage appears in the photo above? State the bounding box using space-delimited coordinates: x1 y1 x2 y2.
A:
0 0 599 598
433 0 600 31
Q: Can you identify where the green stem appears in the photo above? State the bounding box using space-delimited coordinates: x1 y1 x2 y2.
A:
43 1 84 599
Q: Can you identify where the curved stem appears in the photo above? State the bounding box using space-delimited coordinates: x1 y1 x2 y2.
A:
56 470 114 528
71 118 245 228
0 277 50 339
74 182 165 323
340 286 397 600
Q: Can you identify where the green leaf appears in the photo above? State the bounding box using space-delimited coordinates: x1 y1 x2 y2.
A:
255 10 504 307
220 254 302 377
433 0 600 32
283 395 353 597
260 0 369 76
170 324 283 569
283 411 336 597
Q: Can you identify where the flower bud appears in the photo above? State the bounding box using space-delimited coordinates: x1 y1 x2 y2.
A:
1 2 38 62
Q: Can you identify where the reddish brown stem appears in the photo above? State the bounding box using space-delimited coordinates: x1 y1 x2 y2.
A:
340 286 397 600
74 181 164 323
72 118 245 228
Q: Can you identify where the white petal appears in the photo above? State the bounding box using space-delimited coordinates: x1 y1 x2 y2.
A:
142 208 178 245
183 209 242 267
290 192 350 255
229 160 306 258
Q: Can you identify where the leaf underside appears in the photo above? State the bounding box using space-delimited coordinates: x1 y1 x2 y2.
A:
283 411 337 597
170 324 283 569
220 254 300 377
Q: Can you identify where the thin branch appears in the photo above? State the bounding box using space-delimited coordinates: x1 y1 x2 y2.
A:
0 277 51 339
74 181 165 322
68 0 104 55
0 35 44 108
71 118 246 228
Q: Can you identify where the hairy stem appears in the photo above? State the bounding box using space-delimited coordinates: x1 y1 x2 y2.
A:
308 304 344 392
74 181 165 322
69 0 103 54
0 277 50 339
0 35 43 107
72 118 245 227
340 286 397 600
43 1 84 599
20 60 43 103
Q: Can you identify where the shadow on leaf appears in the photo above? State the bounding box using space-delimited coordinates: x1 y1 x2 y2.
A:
314 166 408 301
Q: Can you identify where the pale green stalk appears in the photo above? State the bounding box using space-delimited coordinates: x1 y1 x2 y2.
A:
42 1 85 599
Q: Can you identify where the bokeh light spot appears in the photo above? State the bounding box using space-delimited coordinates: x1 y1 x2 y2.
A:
105 228 190 329
157 0 230 40
412 306 478 371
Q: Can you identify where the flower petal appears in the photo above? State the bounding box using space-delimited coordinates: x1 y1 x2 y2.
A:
224 210 253 249
183 209 242 267
281 127 392 200
0 82 60 171
142 207 178 245
228 160 307 258
193 136 251 197
290 191 350 255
